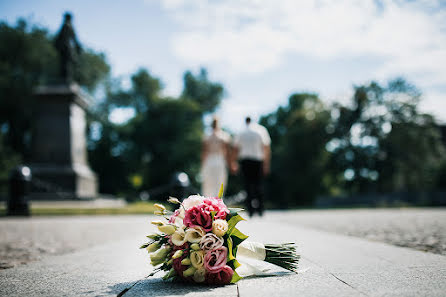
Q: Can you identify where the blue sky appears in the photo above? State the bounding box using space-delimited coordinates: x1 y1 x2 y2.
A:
1 0 445 131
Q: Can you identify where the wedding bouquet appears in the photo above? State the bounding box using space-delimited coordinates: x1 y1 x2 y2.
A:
140 187 299 285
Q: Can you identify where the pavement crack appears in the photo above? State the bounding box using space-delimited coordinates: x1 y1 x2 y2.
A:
330 273 370 296
117 280 141 297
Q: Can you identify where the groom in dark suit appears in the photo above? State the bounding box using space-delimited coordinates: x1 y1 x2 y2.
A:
231 117 271 217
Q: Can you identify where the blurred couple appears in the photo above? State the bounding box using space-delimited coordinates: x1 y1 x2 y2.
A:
201 116 271 217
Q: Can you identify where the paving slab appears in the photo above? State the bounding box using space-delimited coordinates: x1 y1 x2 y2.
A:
1 215 445 297
236 218 446 297
0 238 150 297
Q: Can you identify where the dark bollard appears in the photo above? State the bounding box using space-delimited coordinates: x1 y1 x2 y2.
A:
7 165 32 216
169 172 190 201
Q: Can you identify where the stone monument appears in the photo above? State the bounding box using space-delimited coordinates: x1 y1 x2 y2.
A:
30 12 97 200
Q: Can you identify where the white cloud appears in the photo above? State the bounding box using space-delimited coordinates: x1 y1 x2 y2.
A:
419 91 446 123
157 0 446 88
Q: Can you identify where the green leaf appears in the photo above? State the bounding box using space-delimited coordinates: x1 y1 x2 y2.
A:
226 237 235 261
228 258 241 270
231 228 249 247
140 243 149 249
210 210 217 220
218 183 224 199
228 207 244 214
227 214 245 235
230 270 243 284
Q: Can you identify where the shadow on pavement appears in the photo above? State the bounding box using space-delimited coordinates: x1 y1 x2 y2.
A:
108 278 234 297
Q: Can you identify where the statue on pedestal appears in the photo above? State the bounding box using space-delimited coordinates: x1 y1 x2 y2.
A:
30 12 98 200
54 12 82 82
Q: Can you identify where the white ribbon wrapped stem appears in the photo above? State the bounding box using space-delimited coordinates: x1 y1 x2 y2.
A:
237 241 266 261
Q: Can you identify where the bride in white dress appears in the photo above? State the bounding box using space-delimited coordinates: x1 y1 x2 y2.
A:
201 117 231 197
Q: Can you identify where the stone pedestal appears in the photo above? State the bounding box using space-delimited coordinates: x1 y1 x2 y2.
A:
30 83 97 200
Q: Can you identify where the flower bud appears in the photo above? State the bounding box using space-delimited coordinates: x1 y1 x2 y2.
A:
172 250 183 259
181 258 191 265
190 243 200 251
150 246 170 263
151 220 164 226
150 258 164 266
154 203 166 211
146 233 160 240
158 224 176 235
162 268 176 280
168 197 181 204
146 242 161 253
183 266 196 277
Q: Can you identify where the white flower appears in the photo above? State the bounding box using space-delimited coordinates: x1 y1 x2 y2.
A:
178 208 186 220
212 219 229 237
171 228 187 246
193 267 206 283
185 226 205 243
199 233 224 252
182 195 204 210
171 215 185 228
190 250 205 268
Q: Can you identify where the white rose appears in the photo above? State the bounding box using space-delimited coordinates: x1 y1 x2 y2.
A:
193 267 206 283
171 228 187 246
199 233 224 252
212 219 229 237
190 250 205 268
185 226 205 243
182 195 204 210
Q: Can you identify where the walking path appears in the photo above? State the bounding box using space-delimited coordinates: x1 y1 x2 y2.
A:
1 211 445 296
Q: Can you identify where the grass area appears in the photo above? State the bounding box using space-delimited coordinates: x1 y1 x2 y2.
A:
0 201 161 216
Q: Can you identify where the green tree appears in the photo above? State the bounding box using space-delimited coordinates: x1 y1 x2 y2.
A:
89 68 224 198
329 78 445 193
260 93 331 207
182 68 224 114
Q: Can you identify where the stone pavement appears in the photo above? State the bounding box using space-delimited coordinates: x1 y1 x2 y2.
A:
1 213 446 296
267 208 446 255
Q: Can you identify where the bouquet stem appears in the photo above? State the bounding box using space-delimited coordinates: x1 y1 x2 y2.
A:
264 243 300 273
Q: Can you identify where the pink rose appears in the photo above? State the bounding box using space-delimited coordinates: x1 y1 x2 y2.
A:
206 265 234 285
203 197 228 220
204 246 228 273
200 233 224 252
183 204 213 231
183 198 229 231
